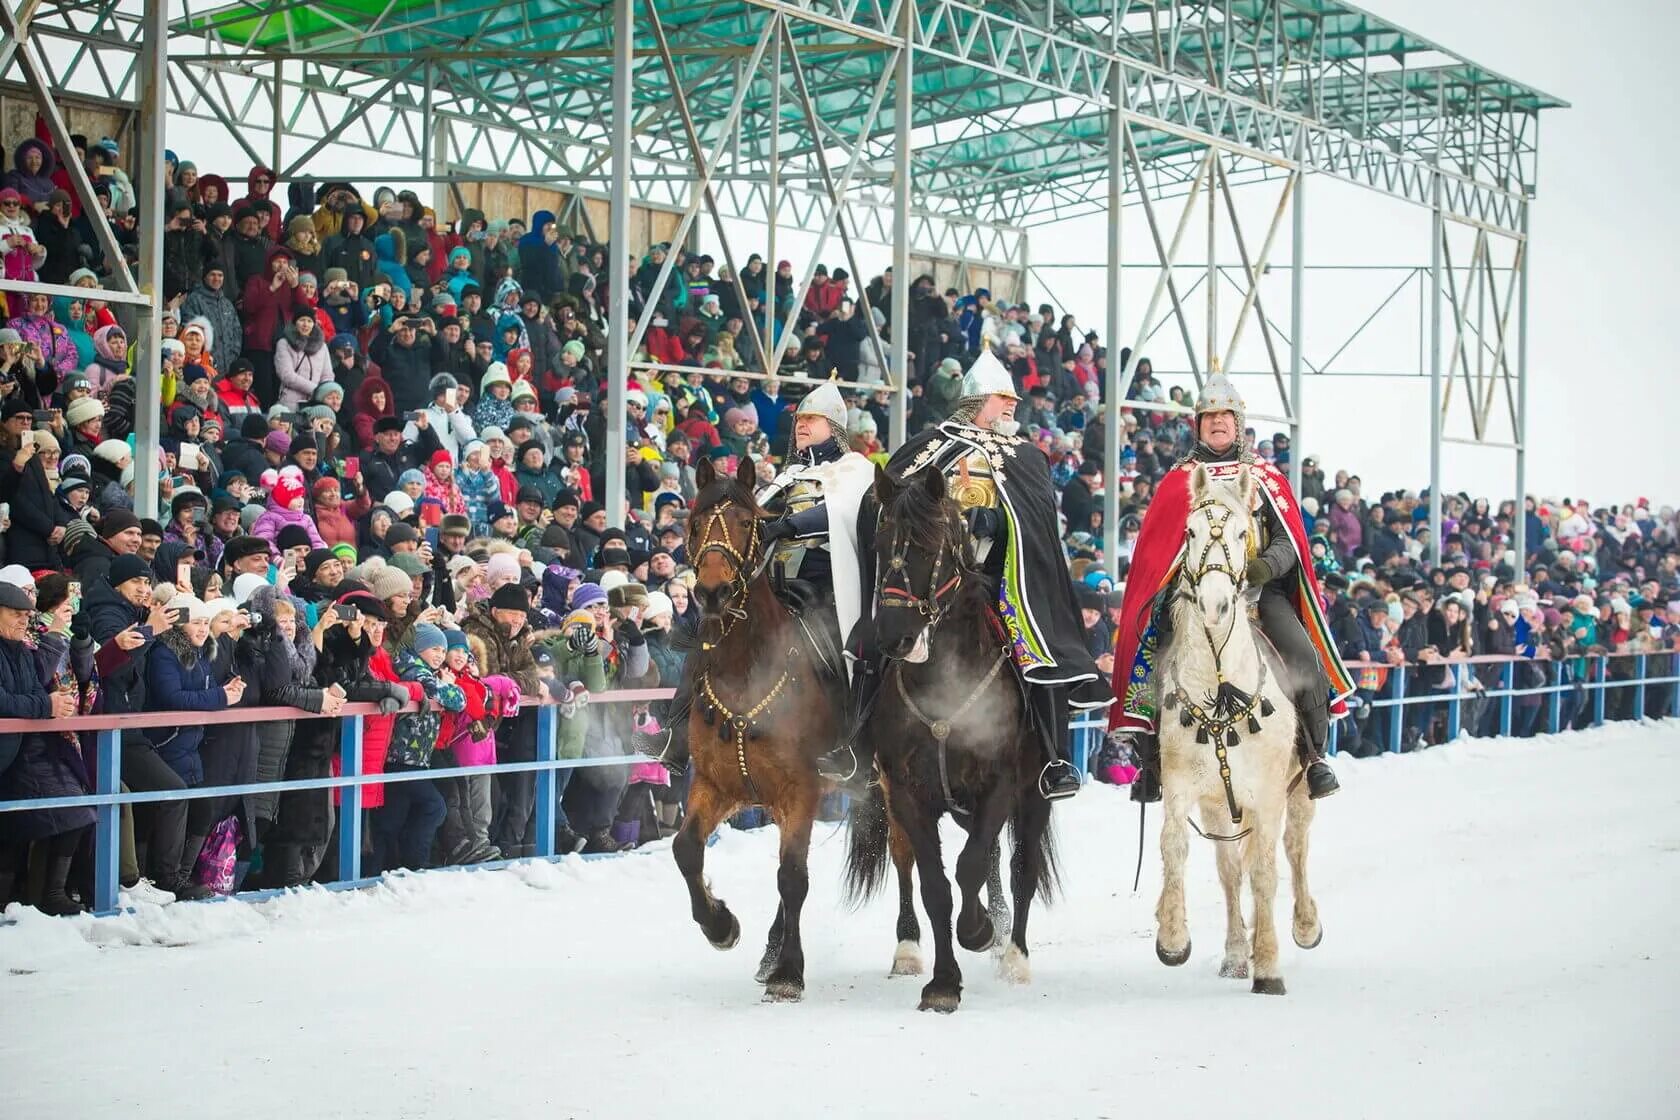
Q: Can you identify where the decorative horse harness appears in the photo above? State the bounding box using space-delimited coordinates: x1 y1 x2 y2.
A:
1161 496 1275 829
689 498 797 805
880 508 1014 817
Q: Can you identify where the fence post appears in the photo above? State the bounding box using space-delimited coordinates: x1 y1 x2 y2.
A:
1445 663 1463 742
93 728 122 913
1591 656 1606 727
534 703 557 859
1546 660 1562 734
1498 661 1514 737
1388 665 1405 753
1634 655 1648 720
338 714 364 882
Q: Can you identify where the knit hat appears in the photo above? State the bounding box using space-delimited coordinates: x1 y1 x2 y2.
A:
108 553 151 587
312 475 341 496
276 524 313 552
389 551 428 577
480 362 512 391
99 509 140 539
384 522 419 548
445 628 469 651
409 622 447 653
231 572 269 606
489 584 529 613
369 565 413 601
264 430 292 455
383 492 415 519
272 475 306 509
569 581 607 610
65 397 105 427
485 553 521 585
302 548 338 584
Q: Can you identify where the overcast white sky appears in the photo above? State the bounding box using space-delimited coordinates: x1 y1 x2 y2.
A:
162 0 1674 506
1020 0 1680 507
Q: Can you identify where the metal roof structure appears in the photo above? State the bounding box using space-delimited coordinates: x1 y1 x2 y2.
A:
1 0 1565 556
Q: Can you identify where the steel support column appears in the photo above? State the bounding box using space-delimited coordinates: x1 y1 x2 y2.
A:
132 0 168 519
1428 173 1445 565
605 0 633 529
1289 135 1305 495
1513 200 1530 568
1102 86 1123 566
888 5 911 448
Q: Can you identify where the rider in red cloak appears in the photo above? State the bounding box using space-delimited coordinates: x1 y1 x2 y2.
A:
1109 372 1352 801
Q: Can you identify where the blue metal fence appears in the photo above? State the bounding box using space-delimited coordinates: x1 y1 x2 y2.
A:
4 653 1675 915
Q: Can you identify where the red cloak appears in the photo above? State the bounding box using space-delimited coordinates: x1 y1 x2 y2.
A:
1109 458 1354 733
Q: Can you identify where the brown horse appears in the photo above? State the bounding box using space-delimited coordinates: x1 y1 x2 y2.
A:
673 455 858 1001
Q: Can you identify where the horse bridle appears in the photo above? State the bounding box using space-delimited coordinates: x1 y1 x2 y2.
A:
690 499 763 646
1167 494 1272 830
1180 499 1250 597
878 509 966 631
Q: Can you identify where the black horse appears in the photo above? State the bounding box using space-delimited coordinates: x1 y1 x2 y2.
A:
845 464 1058 1012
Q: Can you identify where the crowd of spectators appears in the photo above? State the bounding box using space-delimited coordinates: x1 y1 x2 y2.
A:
1 127 1678 915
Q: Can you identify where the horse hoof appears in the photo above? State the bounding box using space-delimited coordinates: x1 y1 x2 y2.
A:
762 979 804 1003
754 958 775 984
1218 958 1249 980
1156 937 1191 967
917 989 960 1014
1251 976 1287 996
890 941 924 977
997 943 1032 986
957 914 994 954
707 911 741 951
1294 923 1323 950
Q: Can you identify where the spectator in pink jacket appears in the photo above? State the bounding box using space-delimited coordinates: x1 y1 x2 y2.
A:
249 472 326 551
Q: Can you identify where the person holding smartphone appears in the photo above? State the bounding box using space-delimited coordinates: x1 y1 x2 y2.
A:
144 594 243 889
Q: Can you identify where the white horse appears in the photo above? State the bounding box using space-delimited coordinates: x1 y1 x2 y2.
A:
1153 463 1322 995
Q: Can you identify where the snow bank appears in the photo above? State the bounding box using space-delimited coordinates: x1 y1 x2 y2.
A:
3 722 1677 1119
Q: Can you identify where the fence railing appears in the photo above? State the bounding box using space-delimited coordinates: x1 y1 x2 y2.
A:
1067 651 1679 772
0 688 673 914
5 652 1675 914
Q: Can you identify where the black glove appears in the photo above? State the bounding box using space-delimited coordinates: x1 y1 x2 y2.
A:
377 682 409 715
1246 556 1274 587
761 518 795 545
565 622 600 656
964 507 1000 540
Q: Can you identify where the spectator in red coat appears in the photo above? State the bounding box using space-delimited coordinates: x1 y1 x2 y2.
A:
240 245 299 403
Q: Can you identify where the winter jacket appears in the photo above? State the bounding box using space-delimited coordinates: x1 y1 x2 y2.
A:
516 211 564 301
144 634 229 786
370 332 435 413
239 245 299 354
250 494 327 550
179 282 244 373
388 649 465 768
275 324 332 406
231 166 284 242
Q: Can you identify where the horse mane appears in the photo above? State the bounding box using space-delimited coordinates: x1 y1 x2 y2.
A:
882 474 961 555
693 477 767 520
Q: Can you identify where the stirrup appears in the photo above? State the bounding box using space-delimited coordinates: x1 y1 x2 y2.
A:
1038 760 1080 801
817 744 860 783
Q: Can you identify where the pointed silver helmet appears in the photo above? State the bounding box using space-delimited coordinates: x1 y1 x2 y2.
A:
794 380 848 435
958 346 1019 401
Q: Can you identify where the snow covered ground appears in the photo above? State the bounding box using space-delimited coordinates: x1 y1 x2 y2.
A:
3 722 1678 1119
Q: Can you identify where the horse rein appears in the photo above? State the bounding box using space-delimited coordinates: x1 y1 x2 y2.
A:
878 510 966 630
892 647 1011 818
1168 496 1272 830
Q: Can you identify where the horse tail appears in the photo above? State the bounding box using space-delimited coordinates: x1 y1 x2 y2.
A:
842 783 891 907
1011 803 1062 905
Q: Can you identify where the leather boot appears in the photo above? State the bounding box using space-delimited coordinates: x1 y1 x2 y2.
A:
38 855 88 917
818 663 880 792
1124 731 1163 803
1030 685 1080 801
636 677 694 777
1295 689 1340 799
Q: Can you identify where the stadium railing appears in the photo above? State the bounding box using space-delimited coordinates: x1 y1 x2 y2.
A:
4 654 1674 914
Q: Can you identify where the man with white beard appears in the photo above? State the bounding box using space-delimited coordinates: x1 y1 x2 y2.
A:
830 347 1108 800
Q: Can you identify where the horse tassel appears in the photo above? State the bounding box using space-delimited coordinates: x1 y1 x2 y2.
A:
1215 680 1252 715
1179 708 1194 728
1225 728 1241 748
1247 713 1263 734
1260 697 1275 717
